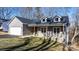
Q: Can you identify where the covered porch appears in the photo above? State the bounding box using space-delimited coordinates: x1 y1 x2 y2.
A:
28 23 65 38
29 26 64 37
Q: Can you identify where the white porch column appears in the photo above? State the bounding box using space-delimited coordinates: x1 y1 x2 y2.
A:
34 26 35 35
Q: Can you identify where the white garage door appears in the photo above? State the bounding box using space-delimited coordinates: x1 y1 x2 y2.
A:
9 27 22 35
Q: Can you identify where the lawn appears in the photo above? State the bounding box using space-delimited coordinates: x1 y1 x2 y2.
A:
0 37 44 51
0 38 25 49
14 37 44 51
47 43 63 51
0 37 63 51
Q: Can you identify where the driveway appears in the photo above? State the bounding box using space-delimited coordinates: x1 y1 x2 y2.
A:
0 31 18 38
0 34 18 38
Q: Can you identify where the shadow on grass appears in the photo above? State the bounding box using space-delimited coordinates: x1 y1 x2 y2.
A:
25 38 52 51
22 39 45 51
0 38 30 51
35 38 51 51
0 37 57 51
39 41 57 51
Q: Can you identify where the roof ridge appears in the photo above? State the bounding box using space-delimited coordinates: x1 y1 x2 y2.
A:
15 16 31 20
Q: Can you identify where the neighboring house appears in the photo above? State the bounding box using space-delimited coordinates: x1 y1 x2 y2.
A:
0 19 9 32
2 21 9 32
0 20 3 30
0 19 9 30
8 16 70 36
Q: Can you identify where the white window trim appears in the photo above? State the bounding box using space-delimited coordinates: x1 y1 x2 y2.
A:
54 17 61 22
41 18 47 23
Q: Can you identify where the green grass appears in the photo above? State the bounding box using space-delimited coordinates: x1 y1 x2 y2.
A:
30 38 51 51
0 37 63 51
24 37 44 48
0 38 25 49
14 37 44 51
47 43 63 51
39 40 57 51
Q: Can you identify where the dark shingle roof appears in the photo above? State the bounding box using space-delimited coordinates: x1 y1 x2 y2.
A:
15 16 32 24
61 16 70 26
15 16 70 26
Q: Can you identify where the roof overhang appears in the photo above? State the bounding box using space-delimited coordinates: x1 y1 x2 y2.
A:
28 23 64 27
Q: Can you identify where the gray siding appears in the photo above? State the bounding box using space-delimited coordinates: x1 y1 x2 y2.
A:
23 24 32 35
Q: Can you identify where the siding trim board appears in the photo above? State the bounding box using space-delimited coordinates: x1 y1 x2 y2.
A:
28 23 64 27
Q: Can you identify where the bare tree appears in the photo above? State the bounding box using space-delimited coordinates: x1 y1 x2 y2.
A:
48 8 53 17
71 8 79 44
58 7 71 50
34 7 44 20
19 7 33 19
0 7 12 19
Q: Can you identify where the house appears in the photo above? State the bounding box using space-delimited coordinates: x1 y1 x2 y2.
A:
2 21 9 32
8 16 70 37
0 19 9 31
0 20 3 30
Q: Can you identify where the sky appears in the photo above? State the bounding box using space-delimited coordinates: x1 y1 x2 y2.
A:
13 7 77 22
10 7 76 16
1 7 78 24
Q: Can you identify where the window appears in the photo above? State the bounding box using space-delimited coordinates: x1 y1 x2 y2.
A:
41 27 46 33
41 28 43 32
57 28 60 33
54 17 61 22
43 19 45 21
41 18 47 23
53 27 60 33
54 28 56 33
55 18 58 21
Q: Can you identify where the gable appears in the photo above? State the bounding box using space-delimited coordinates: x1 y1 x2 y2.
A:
9 17 23 27
41 18 47 23
53 16 61 22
